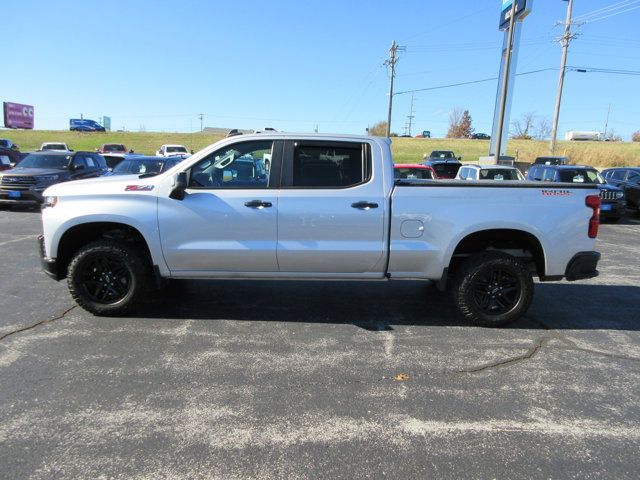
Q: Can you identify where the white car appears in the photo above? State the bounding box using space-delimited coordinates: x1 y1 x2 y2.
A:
40 133 601 327
156 144 190 157
456 164 524 181
40 142 71 152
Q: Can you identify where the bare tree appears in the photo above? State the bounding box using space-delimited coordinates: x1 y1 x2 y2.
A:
511 113 536 140
447 108 473 138
535 117 552 140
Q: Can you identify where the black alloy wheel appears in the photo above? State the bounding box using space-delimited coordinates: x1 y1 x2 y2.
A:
453 251 534 327
471 268 519 315
81 254 132 304
67 239 150 316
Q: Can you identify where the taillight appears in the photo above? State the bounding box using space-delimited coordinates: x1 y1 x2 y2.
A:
586 195 601 238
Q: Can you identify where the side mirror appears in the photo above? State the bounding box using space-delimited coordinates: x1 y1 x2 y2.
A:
169 171 188 200
73 164 85 171
458 156 463 161
11 144 19 150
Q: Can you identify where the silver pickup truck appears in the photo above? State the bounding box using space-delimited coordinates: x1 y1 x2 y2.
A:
38 133 602 326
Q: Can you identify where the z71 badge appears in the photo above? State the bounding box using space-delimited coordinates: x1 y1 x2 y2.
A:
125 185 154 191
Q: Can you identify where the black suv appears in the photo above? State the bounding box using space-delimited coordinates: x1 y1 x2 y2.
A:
601 167 640 211
0 151 107 207
526 164 625 221
421 151 462 179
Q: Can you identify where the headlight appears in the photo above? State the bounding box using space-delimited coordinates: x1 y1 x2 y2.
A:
37 175 59 182
43 196 58 208
616 191 624 199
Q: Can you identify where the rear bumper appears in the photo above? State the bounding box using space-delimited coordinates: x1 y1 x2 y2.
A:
565 251 600 281
38 235 62 280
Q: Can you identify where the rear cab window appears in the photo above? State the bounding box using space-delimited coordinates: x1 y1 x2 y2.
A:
282 141 371 188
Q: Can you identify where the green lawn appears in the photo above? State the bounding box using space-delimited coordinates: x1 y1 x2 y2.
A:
5 130 640 168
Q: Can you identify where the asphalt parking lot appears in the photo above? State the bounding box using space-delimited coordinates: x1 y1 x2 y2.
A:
1 207 639 479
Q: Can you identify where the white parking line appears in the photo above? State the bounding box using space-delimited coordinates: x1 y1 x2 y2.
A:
0 235 38 247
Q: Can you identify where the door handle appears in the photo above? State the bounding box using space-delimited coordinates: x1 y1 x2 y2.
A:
351 201 379 210
244 200 273 208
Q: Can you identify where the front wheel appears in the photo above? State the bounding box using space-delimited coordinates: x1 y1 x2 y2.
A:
67 240 150 316
453 251 534 327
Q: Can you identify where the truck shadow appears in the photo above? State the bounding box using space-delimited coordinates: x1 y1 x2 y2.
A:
133 280 640 331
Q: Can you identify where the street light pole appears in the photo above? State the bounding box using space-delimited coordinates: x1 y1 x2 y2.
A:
493 0 518 161
550 0 575 153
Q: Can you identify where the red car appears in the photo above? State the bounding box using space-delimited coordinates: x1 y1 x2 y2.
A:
393 163 435 180
97 143 128 154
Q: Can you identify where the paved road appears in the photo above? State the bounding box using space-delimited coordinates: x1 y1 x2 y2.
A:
1 207 639 479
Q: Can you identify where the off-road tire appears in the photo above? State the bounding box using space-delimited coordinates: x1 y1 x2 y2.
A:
67 239 150 316
453 251 534 327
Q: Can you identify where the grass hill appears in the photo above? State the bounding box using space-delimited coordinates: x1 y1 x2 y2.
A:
3 130 639 168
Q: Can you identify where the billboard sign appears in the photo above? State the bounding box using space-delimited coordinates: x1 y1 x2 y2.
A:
3 102 35 129
102 116 111 131
500 0 531 30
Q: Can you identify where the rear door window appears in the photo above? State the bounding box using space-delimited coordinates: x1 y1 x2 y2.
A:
284 142 370 188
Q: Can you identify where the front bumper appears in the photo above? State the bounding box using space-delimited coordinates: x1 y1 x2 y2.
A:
38 234 61 280
565 251 600 281
0 188 45 205
599 200 624 218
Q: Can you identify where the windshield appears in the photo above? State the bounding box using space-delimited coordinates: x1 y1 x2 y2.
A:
394 167 433 180
432 163 461 177
430 151 455 159
42 144 66 150
103 144 125 152
0 140 10 148
166 146 187 153
558 169 604 184
112 158 166 175
479 168 522 180
17 153 70 169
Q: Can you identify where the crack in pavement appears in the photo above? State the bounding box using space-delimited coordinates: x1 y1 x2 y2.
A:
456 331 640 375
456 333 557 374
0 305 77 342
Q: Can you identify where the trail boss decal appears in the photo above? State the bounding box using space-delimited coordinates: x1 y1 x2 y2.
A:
125 185 154 191
541 189 571 197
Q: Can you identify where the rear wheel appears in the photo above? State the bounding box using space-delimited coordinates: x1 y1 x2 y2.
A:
453 251 534 327
67 240 150 316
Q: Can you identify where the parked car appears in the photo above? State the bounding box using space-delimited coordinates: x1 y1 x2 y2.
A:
456 165 524 181
101 154 129 171
601 167 640 211
0 139 21 171
0 151 107 207
40 142 71 152
109 155 186 177
156 144 189 157
393 164 435 180
97 144 127 154
526 164 624 222
70 119 106 132
533 156 569 166
40 133 601 327
469 133 491 140
421 153 462 179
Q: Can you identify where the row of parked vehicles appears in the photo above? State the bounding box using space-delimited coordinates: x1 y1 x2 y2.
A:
393 150 640 222
0 139 193 207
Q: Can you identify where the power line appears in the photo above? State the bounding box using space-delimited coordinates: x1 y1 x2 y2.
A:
394 68 557 96
574 0 640 22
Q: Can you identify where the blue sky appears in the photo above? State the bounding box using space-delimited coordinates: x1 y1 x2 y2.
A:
2 0 639 139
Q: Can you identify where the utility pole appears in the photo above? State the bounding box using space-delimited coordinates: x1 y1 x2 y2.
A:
385 41 404 137
603 103 611 139
550 0 575 153
406 93 415 137
493 0 517 161
198 113 204 132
